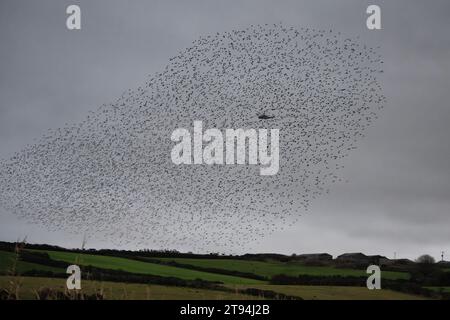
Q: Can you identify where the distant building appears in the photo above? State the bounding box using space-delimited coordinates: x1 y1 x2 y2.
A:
336 252 370 264
393 258 415 265
379 258 416 271
295 253 333 262
367 255 388 264
379 258 394 267
335 253 386 267
336 253 388 265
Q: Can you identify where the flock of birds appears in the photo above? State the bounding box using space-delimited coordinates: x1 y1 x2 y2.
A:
0 24 385 252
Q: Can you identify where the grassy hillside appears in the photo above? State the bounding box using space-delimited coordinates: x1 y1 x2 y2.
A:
0 250 64 275
226 284 427 300
154 257 410 280
1 274 425 300
0 245 438 300
39 250 264 285
0 276 428 300
0 276 263 300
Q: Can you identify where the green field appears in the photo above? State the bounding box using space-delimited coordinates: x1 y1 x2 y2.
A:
226 284 427 300
0 276 427 300
0 247 439 300
154 257 410 280
39 250 264 285
0 276 262 300
0 250 64 275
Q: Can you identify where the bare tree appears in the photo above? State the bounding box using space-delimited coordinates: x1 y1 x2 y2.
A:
416 254 435 264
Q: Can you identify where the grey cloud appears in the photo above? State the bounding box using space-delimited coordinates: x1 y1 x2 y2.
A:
0 0 449 260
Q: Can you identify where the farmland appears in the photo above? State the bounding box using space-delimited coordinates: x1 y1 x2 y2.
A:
0 250 64 275
153 257 409 280
0 273 426 300
0 242 446 300
225 284 427 300
0 276 262 300
40 250 264 285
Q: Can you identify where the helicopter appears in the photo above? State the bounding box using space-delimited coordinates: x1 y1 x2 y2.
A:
257 113 275 120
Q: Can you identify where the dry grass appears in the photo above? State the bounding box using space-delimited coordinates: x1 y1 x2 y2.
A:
225 284 429 300
2 238 28 299
0 276 265 300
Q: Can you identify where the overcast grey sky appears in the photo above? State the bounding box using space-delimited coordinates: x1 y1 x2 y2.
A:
0 0 449 260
